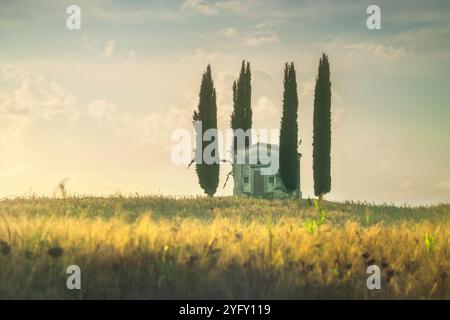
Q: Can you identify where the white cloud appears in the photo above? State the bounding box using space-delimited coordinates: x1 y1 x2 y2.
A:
345 42 408 60
181 0 245 16
218 27 240 39
0 65 79 122
0 65 80 176
88 99 116 120
179 48 233 63
253 19 282 29
215 1 243 13
256 96 278 116
0 91 12 112
87 97 192 151
181 0 218 16
218 27 279 46
244 31 279 46
81 36 117 58
132 106 192 149
87 4 182 23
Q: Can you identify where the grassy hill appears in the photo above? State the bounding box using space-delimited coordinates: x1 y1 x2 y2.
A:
0 196 448 299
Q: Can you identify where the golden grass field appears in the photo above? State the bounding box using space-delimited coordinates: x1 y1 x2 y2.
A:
0 196 448 299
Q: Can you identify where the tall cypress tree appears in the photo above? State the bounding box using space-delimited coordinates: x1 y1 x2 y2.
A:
313 53 332 199
193 65 219 197
242 61 252 137
279 62 299 194
230 60 252 151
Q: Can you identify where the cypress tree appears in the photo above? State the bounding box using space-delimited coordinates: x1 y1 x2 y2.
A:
312 53 332 199
230 60 252 151
193 65 219 197
242 61 252 137
279 62 299 194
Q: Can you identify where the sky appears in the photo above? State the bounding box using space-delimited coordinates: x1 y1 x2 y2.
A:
0 0 449 205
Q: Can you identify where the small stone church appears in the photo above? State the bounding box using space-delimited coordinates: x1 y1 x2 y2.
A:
232 142 301 198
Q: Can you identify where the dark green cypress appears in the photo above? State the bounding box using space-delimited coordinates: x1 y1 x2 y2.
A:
231 60 252 151
313 53 332 199
279 62 299 193
193 65 219 197
243 61 252 136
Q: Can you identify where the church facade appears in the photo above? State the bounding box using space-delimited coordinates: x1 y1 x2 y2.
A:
232 143 301 198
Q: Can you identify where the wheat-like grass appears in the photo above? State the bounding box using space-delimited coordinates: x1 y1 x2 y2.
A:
0 196 448 299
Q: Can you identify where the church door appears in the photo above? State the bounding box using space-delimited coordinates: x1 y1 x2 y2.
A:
253 171 264 195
